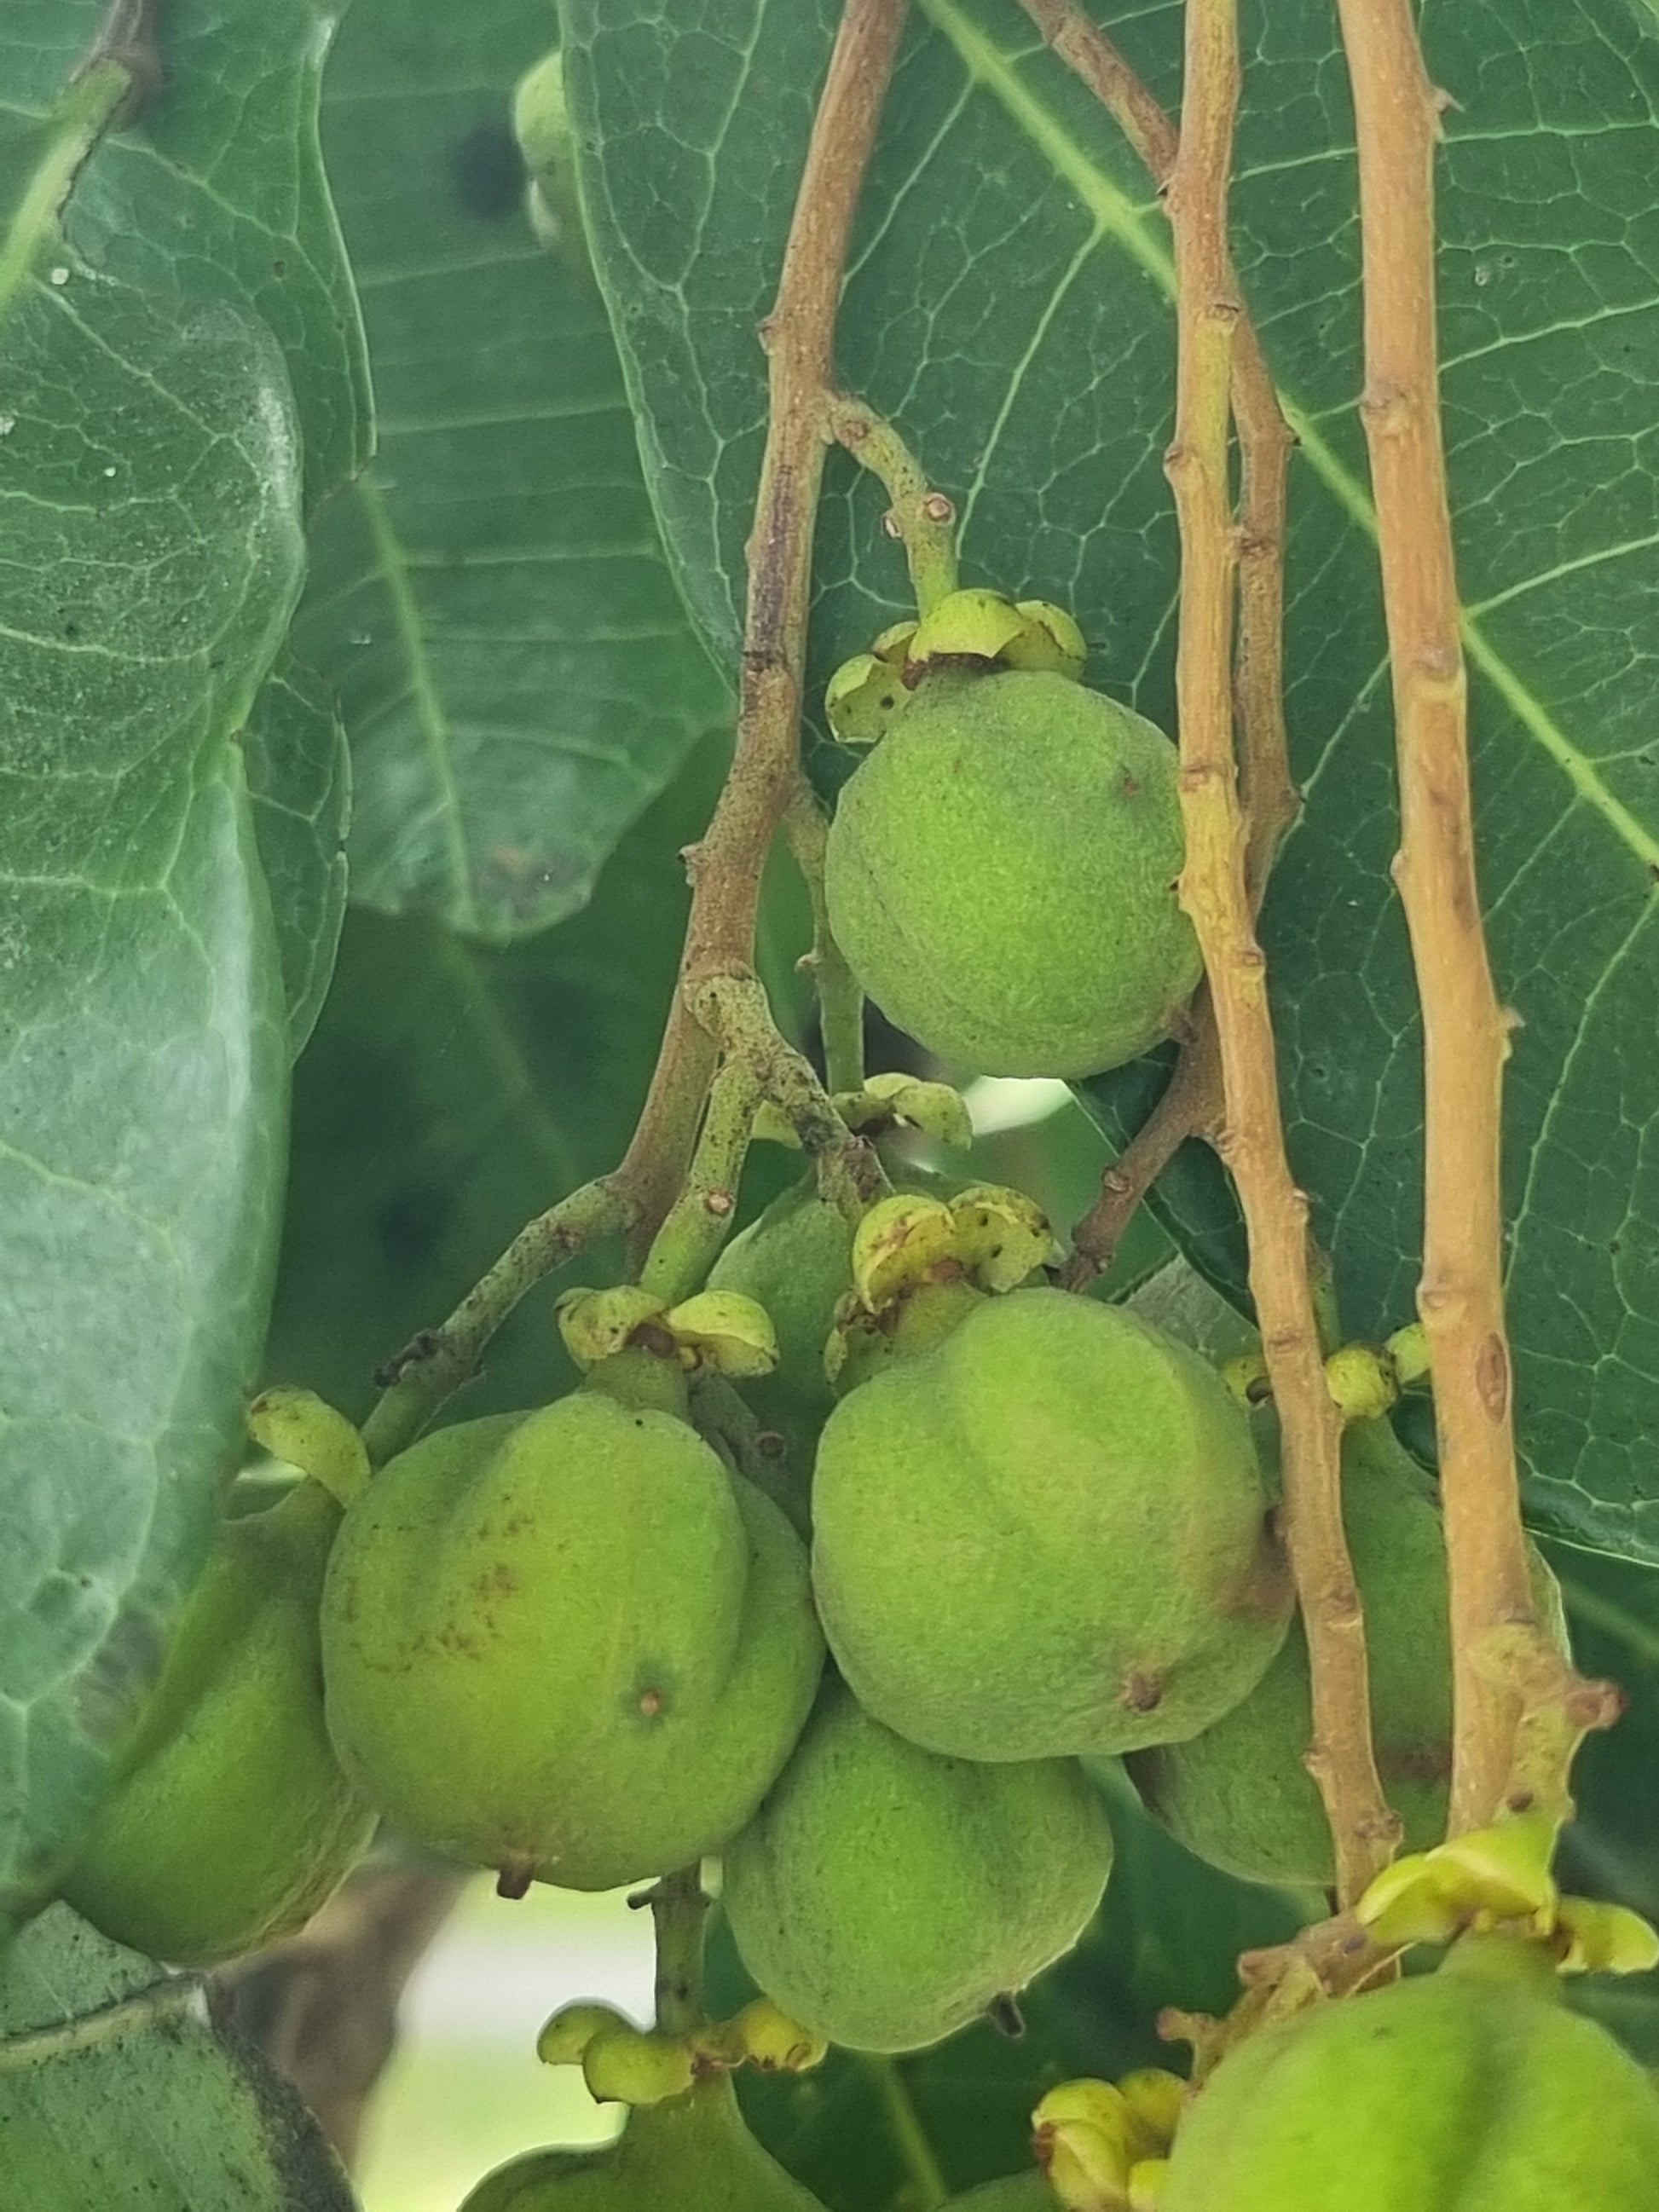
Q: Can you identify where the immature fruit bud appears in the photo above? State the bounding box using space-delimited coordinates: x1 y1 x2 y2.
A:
459 2075 829 2209
62 1481 373 1966
824 670 1200 1078
1129 1420 1569 1889
1158 1936 1659 2210
321 1395 823 1891
812 1288 1291 1762
721 1682 1113 2053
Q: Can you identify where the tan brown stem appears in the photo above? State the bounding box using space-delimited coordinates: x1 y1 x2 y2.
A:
1165 0 1395 1908
614 0 908 1251
1022 0 1298 1283
1331 0 1540 1833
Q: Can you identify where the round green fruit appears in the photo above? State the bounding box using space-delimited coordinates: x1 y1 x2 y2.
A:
1159 1937 1659 2210
460 2076 826 2210
721 1680 1112 2053
61 1480 373 1967
1128 1421 1569 1887
321 1394 824 1892
824 669 1200 1078
812 1287 1291 1762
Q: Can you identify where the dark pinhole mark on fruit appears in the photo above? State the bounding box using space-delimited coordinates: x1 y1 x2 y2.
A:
376 1182 454 1269
496 1859 533 1900
1120 1669 1164 1712
451 122 523 220
756 1429 787 1458
986 1992 1026 2039
638 1687 664 1719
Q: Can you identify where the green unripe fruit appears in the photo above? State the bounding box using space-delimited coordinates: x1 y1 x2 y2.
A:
824 670 1200 1077
460 2076 827 2209
1129 1422 1569 1887
1159 1938 1659 2210
812 1288 1291 1762
707 1176 859 1464
321 1395 824 1892
721 1682 1112 2053
62 1481 373 1967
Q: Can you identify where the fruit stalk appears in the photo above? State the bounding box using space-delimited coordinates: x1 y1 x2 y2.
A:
1024 0 1298 1285
1331 0 1555 1830
824 391 961 616
649 1865 710 2038
639 1060 764 1305
1163 0 1395 1904
783 778 867 1095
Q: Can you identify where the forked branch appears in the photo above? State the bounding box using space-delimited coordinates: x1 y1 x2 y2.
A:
1163 0 1395 1909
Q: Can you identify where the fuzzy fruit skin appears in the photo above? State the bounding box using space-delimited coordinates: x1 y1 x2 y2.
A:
708 1166 951 1470
812 1288 1290 1762
1159 1942 1659 2211
460 2076 826 2209
1129 1422 1569 1887
824 670 1199 1078
321 1397 823 1891
721 1681 1112 2053
62 1481 373 1967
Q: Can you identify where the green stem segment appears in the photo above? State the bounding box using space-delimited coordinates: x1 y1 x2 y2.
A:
361 1178 634 1464
826 393 960 616
784 780 865 1096
650 1866 710 2037
689 973 887 1227
638 1060 763 1305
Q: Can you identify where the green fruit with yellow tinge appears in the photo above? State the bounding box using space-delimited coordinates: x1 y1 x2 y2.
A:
459 2077 827 2210
721 1681 1113 2053
812 1287 1291 1762
321 1394 823 1893
1129 1419 1570 1888
1159 1936 1659 2210
824 670 1199 1077
61 1481 373 1967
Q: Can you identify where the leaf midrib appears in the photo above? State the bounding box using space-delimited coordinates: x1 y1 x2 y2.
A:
918 0 1659 874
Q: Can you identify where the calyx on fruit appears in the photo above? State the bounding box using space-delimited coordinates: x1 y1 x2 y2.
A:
458 2076 828 2210
720 1680 1112 2053
320 1387 824 1894
825 1182 1056 1394
61 1477 373 1966
1128 1418 1569 1888
1158 1934 1659 2210
1032 2073 1183 2211
706 1162 975 1470
824 667 1200 1078
824 589 1089 748
812 1287 1292 1763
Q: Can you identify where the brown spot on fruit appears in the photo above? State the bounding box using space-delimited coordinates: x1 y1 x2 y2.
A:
1119 1670 1165 1714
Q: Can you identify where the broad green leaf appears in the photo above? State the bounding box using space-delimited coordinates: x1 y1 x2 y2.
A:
713 1774 1309 2209
265 737 811 1421
296 0 729 941
0 1904 354 2209
565 0 1659 1563
9 0 372 509
245 655 351 1055
0 57 300 1913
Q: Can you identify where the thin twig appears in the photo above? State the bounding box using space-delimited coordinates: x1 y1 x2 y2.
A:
357 0 906 1439
1329 0 1612 1831
1165 0 1395 1909
361 1178 634 1464
1023 0 1298 1285
784 776 867 1095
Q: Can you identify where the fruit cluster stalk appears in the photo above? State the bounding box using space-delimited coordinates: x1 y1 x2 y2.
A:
1164 0 1396 1906
1332 0 1540 1833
